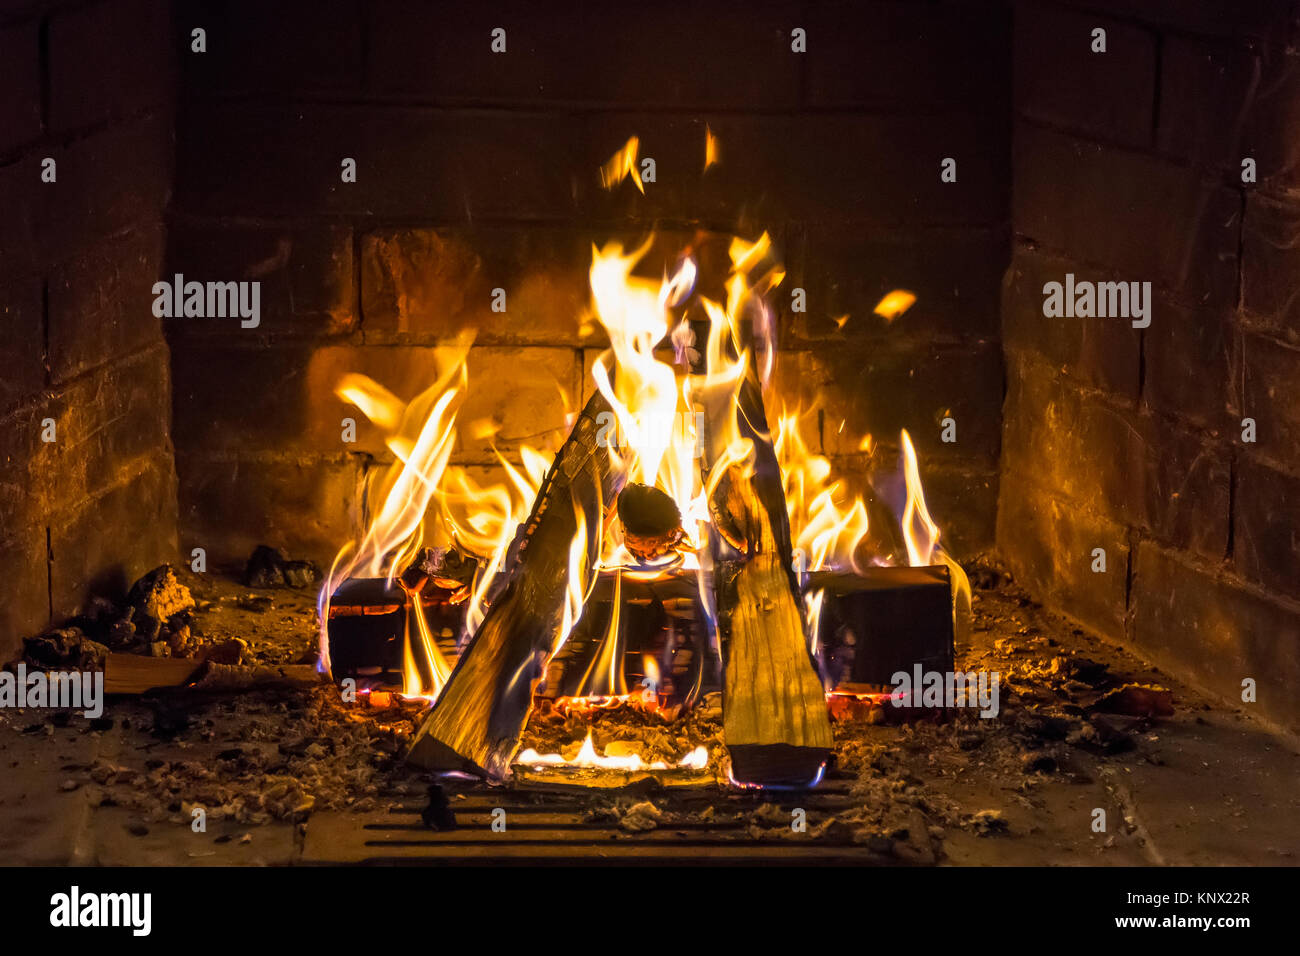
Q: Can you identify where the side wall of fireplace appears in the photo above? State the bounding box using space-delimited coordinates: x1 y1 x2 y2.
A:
0 0 179 660
163 0 1012 572
1000 0 1300 730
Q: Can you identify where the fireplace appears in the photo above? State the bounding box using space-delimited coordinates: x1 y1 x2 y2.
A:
2 0 1299 877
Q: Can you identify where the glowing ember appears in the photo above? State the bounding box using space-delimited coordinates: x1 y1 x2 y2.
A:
515 731 710 773
874 289 917 322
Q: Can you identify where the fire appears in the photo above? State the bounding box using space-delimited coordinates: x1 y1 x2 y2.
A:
320 134 971 736
600 136 643 193
515 731 710 773
874 289 917 322
704 125 720 171
317 336 556 700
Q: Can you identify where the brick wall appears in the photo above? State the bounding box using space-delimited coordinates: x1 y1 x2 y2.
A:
0 0 179 659
1000 0 1300 730
165 0 1012 568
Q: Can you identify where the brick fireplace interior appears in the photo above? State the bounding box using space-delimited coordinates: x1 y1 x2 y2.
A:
3 0 1299 747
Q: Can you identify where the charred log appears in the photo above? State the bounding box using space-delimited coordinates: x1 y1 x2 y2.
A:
400 546 478 599
406 393 621 777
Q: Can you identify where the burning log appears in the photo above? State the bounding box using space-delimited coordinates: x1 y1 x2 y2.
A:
400 546 478 601
406 393 621 777
706 374 833 787
814 566 955 687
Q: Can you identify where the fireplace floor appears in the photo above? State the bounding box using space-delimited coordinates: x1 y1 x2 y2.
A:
2 568 1297 865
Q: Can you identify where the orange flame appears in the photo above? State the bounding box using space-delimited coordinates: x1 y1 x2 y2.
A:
600 136 643 193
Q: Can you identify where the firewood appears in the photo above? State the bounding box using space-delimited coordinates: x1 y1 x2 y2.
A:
407 393 621 777
706 374 833 787
400 546 478 595
103 654 323 695
812 566 954 687
103 653 204 694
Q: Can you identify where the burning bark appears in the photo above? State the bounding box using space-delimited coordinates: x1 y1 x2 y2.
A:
406 392 622 777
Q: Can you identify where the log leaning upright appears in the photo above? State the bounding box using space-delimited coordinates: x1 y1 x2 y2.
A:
407 393 620 777
707 373 834 786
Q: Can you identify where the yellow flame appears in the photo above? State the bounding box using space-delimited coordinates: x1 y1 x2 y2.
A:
899 428 972 646
319 334 555 699
576 571 626 697
874 289 916 322
600 136 643 193
704 126 720 171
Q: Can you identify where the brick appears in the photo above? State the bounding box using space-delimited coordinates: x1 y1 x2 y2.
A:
165 221 354 336
1000 349 1083 473
768 342 1003 465
1235 455 1300 600
36 114 171 265
1242 193 1300 345
1246 51 1300 191
177 103 583 221
784 225 1007 344
1015 5 1155 147
1013 124 1239 304
996 468 1130 638
0 525 50 655
1143 294 1231 427
457 346 580 461
0 158 38 273
0 347 168 535
0 21 41 155
1132 541 1300 733
48 223 164 383
369 0 799 109
0 274 45 412
48 0 172 132
182 0 362 95
805 1 1010 110
171 342 316 456
1137 420 1231 560
1001 247 1141 396
1238 331 1300 472
1078 402 1230 559
49 457 178 615
0 400 52 535
47 344 173 504
1002 352 1229 557
901 462 999 559
583 112 1009 228
176 455 359 568
1157 35 1260 169
361 226 591 346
